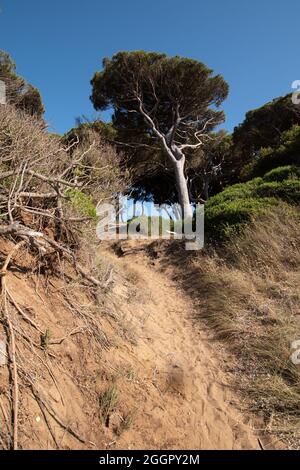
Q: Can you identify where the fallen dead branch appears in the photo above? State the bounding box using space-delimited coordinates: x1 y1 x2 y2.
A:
49 326 86 345
0 104 129 449
30 384 87 444
0 223 101 287
0 240 26 450
6 287 44 334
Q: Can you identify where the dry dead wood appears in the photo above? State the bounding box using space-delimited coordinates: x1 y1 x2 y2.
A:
0 240 26 449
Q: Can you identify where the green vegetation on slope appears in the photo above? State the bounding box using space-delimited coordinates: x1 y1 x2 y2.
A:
204 124 300 241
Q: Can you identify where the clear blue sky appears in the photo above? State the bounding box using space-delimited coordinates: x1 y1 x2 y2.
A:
0 0 299 135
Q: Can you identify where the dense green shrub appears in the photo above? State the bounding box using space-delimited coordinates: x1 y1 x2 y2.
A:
254 179 300 204
205 178 263 208
263 165 300 182
241 126 300 180
65 189 97 218
204 197 279 240
204 159 300 241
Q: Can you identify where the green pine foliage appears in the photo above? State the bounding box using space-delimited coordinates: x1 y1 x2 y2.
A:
65 188 97 219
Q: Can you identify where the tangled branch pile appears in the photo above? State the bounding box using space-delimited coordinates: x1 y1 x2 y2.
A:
0 105 127 449
0 105 126 284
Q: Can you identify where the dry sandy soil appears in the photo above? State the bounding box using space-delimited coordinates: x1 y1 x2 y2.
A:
1 238 279 450
101 240 261 450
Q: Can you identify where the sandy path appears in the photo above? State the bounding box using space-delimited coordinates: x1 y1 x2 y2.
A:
103 240 260 450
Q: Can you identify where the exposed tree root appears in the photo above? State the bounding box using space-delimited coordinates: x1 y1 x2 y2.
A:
30 384 87 445
0 240 25 449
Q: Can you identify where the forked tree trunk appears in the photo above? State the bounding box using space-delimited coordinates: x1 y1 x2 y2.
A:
136 99 194 219
173 157 193 219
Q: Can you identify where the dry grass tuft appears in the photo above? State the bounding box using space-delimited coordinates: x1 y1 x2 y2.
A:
165 208 300 441
199 210 300 439
99 385 119 426
114 409 136 436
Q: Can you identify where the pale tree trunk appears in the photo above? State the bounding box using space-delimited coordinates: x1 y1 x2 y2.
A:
136 97 194 219
173 157 193 219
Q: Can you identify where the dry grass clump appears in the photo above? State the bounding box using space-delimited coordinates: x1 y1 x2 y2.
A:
192 209 300 440
114 409 136 436
99 384 119 425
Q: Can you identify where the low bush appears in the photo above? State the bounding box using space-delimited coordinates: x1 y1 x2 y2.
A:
264 165 300 182
204 179 263 209
65 188 97 219
204 196 279 240
241 125 300 180
254 179 300 204
204 162 299 240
